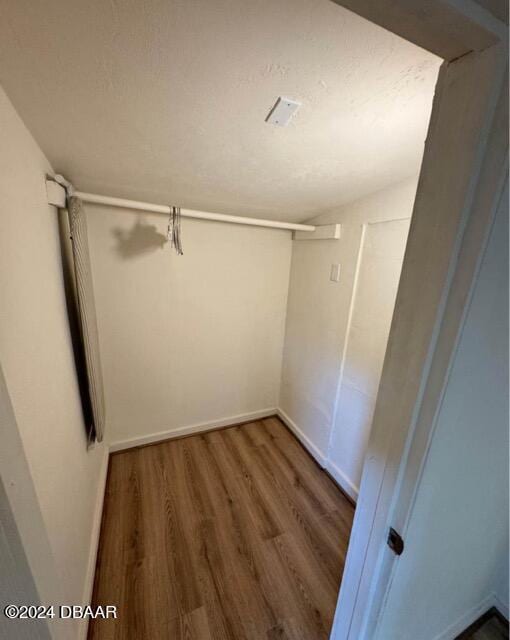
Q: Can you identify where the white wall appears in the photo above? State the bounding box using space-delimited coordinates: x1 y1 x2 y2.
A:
375 185 509 639
0 86 108 639
279 179 417 499
0 474 52 640
86 206 292 447
0 364 55 640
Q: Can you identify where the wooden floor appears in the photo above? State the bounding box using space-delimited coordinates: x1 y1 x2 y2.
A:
459 609 509 640
470 617 509 640
88 417 355 640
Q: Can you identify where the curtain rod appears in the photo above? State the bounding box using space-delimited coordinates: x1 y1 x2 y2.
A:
75 192 316 231
46 177 315 232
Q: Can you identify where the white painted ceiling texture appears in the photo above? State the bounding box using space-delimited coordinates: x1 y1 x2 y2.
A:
0 0 440 222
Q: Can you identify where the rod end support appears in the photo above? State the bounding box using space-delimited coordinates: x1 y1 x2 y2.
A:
45 178 67 208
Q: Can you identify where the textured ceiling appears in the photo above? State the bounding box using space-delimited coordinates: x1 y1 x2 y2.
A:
0 0 440 222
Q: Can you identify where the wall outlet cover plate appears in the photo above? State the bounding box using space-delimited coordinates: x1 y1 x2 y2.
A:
266 97 301 127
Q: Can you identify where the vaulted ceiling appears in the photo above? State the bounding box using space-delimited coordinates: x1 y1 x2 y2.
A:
0 0 440 222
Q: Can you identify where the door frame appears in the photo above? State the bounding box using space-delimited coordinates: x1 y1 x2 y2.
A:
327 2 508 639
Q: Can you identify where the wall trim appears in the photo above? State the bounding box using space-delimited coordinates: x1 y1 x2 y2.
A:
276 408 327 467
79 448 109 640
276 408 359 503
109 408 277 452
325 459 359 502
432 593 504 640
493 592 509 621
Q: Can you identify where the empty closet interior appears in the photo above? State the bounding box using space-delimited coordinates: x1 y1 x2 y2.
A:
0 0 448 638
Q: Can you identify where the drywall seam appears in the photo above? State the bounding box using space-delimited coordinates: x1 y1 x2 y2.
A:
109 408 277 452
326 223 367 463
79 448 109 640
277 408 327 467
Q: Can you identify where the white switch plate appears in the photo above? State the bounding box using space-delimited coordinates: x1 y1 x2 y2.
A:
330 264 341 282
266 97 301 127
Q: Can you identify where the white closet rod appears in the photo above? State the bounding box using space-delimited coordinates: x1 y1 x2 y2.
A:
73 191 315 232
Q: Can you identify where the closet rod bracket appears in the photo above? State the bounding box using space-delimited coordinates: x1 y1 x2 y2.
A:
46 178 67 208
293 223 341 241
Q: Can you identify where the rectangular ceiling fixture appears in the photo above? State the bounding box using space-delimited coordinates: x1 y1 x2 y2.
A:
265 97 301 127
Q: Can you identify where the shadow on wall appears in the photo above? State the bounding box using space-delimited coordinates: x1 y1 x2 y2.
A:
113 218 168 259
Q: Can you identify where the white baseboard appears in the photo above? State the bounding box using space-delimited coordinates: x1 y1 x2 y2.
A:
276 408 358 502
109 408 277 452
325 459 359 502
276 408 327 467
432 593 501 640
79 448 109 640
494 592 509 620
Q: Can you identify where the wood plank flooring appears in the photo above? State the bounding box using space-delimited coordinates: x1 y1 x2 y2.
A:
458 609 509 640
88 417 355 640
470 617 509 640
